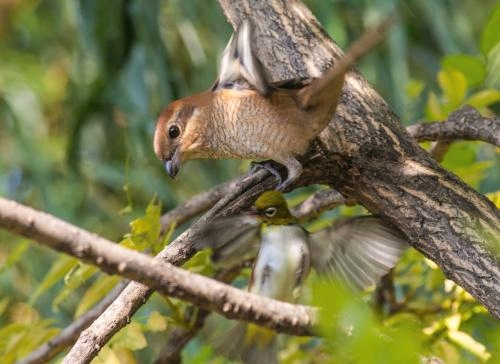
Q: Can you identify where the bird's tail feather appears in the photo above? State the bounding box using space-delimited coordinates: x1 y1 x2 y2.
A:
212 321 278 364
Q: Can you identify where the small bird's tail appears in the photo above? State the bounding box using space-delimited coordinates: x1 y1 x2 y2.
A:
213 321 278 364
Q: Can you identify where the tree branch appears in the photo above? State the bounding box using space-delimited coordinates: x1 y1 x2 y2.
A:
0 198 314 342
407 105 500 147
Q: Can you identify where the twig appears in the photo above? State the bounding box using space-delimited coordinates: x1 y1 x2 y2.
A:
160 176 244 233
406 105 500 147
428 141 452 163
291 188 347 220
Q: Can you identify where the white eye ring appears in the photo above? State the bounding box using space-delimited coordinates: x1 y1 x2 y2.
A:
264 207 277 217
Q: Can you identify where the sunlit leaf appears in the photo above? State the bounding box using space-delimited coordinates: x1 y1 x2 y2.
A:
464 89 500 109
425 91 447 120
486 190 500 208
109 321 147 351
437 69 468 108
448 330 491 361
53 263 100 309
145 311 168 332
3 240 30 270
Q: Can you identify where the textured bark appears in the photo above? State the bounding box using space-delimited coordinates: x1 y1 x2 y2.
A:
218 0 500 316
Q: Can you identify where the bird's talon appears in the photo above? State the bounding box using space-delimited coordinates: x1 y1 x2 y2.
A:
249 161 285 189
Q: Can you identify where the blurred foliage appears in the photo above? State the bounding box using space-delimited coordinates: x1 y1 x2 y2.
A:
0 0 499 363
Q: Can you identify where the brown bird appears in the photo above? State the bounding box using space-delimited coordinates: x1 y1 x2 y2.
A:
154 19 392 190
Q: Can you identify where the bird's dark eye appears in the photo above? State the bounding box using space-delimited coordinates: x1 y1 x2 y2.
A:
168 125 180 139
264 207 277 217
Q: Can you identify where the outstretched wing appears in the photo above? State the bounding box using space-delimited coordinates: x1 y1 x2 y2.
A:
212 19 270 95
192 215 262 269
310 216 407 290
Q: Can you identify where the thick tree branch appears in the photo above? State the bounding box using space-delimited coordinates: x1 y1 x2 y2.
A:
0 198 314 341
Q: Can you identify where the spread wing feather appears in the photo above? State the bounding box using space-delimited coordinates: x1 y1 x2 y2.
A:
310 216 407 290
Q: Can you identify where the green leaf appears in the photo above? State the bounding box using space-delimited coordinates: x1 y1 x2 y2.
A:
464 89 500 108
486 42 500 89
53 263 99 309
425 91 447 120
29 256 79 304
441 54 486 87
75 275 121 318
406 79 425 100
122 197 162 252
109 321 147 351
437 69 468 108
480 3 500 54
2 240 30 270
145 311 168 332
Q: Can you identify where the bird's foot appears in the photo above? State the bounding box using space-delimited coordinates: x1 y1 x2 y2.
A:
249 161 287 190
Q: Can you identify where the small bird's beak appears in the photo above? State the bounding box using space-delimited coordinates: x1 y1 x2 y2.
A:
246 206 259 217
164 148 181 179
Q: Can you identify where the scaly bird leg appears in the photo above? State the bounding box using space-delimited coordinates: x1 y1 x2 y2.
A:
250 158 302 191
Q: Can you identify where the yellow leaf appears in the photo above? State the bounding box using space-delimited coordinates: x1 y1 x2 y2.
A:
486 190 500 208
425 91 447 120
437 69 468 108
464 89 500 108
444 313 461 331
448 330 491 361
75 275 121 318
109 321 147 351
146 311 168 332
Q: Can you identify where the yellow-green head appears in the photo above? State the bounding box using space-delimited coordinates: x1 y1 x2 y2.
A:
253 191 298 225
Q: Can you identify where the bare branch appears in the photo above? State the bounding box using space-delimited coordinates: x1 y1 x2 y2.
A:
407 105 500 147
291 188 347 220
427 141 453 163
0 199 315 348
159 175 244 233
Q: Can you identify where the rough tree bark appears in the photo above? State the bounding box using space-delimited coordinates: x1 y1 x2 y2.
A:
57 0 499 362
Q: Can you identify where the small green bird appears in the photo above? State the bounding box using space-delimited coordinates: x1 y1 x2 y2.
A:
195 191 408 363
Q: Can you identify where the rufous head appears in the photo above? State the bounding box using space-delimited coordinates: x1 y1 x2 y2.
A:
154 93 209 178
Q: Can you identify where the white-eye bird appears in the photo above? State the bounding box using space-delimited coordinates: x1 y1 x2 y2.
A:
195 191 408 363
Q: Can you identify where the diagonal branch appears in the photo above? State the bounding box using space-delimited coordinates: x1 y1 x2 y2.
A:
0 198 314 341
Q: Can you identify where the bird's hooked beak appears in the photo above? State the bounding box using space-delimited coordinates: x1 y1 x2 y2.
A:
164 147 181 179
